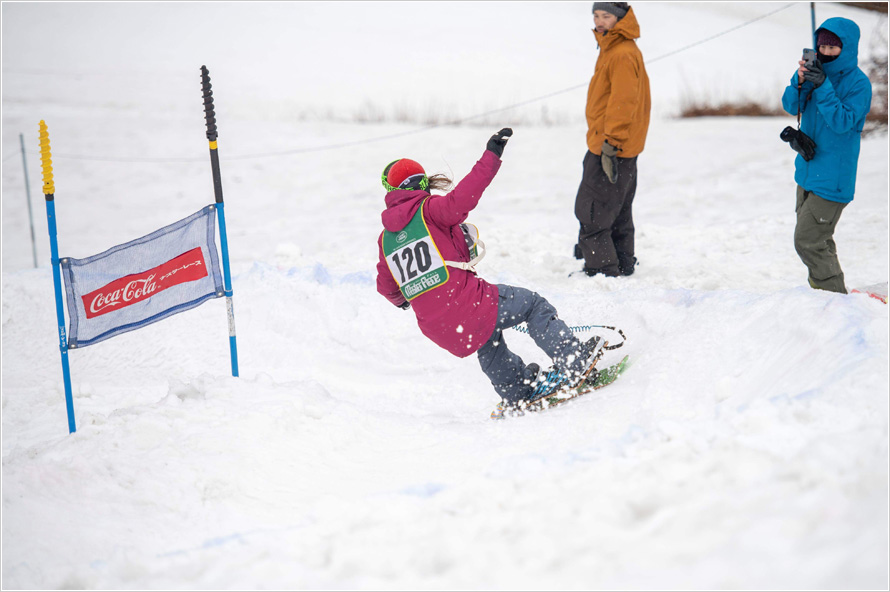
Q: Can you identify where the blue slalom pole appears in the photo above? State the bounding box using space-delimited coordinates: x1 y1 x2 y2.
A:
201 66 239 377
216 202 239 377
40 121 76 433
810 2 817 44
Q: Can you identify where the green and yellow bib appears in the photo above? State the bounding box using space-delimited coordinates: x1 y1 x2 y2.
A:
382 201 450 301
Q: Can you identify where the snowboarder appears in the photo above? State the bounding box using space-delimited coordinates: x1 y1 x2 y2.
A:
376 129 602 408
781 18 872 294
574 1 651 277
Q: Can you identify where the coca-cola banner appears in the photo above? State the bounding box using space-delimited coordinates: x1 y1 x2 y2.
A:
61 206 224 348
81 247 209 319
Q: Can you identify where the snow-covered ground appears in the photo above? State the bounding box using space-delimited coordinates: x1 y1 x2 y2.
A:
2 2 888 589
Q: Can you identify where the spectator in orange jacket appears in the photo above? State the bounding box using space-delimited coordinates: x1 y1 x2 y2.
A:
574 2 651 277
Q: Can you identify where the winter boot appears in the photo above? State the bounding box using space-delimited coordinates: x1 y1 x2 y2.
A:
618 256 637 276
494 363 543 413
510 363 541 403
522 363 541 385
527 366 573 402
567 335 605 387
583 265 621 278
523 336 605 401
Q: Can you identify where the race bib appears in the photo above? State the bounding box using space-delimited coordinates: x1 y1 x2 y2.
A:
382 201 449 300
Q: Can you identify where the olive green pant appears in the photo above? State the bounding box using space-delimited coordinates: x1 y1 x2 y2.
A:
794 186 848 294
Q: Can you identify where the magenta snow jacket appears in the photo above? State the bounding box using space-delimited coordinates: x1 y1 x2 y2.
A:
376 149 501 358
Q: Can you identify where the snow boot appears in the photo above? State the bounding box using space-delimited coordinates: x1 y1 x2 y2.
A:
571 335 605 386
524 336 605 402
618 256 637 276
582 265 621 278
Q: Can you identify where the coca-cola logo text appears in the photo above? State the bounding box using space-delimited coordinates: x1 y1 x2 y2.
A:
82 247 209 319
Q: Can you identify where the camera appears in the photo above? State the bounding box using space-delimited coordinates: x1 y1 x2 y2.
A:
802 48 818 67
780 126 816 162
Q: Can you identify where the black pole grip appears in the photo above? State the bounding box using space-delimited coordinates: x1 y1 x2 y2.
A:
210 149 224 204
201 65 218 142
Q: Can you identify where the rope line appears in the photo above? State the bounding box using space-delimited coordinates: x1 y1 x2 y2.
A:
646 3 796 66
2 3 796 164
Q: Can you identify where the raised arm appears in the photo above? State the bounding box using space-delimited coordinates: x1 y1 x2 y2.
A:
425 129 511 227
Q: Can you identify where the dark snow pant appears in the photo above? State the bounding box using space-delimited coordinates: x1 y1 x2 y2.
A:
477 285 584 404
794 186 848 294
574 150 638 275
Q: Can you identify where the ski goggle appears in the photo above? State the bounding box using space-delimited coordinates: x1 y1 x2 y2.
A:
381 160 429 192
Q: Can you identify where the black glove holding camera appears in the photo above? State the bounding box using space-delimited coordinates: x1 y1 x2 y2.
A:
781 50 819 162
802 59 826 88
486 128 513 158
780 126 817 162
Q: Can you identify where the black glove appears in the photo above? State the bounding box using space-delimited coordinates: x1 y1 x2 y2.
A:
601 141 619 184
398 301 411 310
486 128 513 158
790 133 816 161
780 126 817 162
802 59 826 88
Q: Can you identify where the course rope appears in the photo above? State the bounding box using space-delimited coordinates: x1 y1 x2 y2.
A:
3 3 797 164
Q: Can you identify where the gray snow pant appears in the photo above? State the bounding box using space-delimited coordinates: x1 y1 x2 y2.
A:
477 285 584 404
794 186 848 294
574 150 638 275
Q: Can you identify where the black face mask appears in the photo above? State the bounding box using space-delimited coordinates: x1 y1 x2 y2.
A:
818 51 840 64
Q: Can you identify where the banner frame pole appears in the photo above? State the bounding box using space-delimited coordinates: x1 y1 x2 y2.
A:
39 121 76 433
215 201 239 377
201 66 239 378
20 133 39 268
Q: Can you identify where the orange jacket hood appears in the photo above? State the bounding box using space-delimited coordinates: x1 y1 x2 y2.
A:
593 5 641 47
586 6 651 157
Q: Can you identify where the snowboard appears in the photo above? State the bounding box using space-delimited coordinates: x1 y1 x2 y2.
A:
490 355 630 420
851 282 888 304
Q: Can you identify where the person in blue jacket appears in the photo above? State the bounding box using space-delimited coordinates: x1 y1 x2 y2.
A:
781 17 872 294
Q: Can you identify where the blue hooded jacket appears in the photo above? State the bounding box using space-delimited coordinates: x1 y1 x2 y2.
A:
781 17 872 203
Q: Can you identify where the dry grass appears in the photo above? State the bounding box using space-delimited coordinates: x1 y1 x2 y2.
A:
677 81 786 119
679 100 786 118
